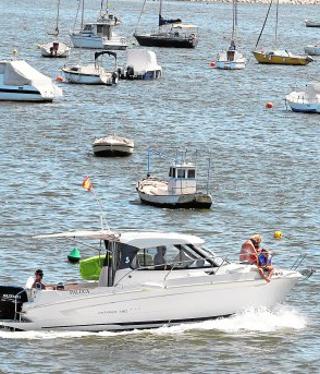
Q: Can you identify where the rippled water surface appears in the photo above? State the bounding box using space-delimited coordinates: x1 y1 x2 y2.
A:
0 0 319 373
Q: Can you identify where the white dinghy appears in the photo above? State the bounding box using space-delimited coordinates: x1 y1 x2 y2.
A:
92 135 134 156
285 82 320 113
304 45 320 56
0 58 62 102
62 51 118 85
121 49 162 80
137 151 212 209
0 228 311 332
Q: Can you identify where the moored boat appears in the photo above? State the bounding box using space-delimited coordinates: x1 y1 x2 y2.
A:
304 45 320 56
121 49 162 80
92 135 134 156
305 19 320 28
0 58 62 102
0 228 310 332
285 82 320 113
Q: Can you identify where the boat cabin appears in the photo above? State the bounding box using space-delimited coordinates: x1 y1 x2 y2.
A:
81 22 113 39
168 162 197 195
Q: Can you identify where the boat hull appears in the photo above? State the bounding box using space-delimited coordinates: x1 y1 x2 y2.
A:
216 60 246 70
304 46 320 56
252 51 312 65
134 34 197 48
93 144 134 156
286 100 320 113
39 43 70 58
0 273 301 332
62 69 114 85
137 189 212 209
0 86 53 102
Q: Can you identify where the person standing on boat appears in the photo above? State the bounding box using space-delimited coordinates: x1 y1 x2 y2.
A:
239 234 262 265
31 269 46 290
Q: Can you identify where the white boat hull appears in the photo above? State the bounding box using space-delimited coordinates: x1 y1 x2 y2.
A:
286 92 320 113
70 34 127 50
39 42 70 58
62 70 114 85
93 143 134 156
216 60 246 70
0 85 54 102
0 270 301 331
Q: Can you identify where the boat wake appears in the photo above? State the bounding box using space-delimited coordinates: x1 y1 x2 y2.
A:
0 305 306 340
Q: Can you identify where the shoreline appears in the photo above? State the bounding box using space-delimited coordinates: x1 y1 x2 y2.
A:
187 0 320 5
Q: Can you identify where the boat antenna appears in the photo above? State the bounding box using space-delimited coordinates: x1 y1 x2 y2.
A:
206 153 211 195
134 0 148 34
274 0 279 48
255 0 273 49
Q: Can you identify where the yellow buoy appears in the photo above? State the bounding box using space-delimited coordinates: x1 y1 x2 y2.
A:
274 231 283 240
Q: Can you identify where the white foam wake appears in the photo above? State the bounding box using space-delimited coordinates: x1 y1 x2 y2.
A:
0 305 306 340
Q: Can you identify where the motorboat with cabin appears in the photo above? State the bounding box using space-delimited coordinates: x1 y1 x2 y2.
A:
61 51 118 85
92 135 134 156
285 82 320 113
0 57 62 102
120 49 162 80
70 0 127 50
0 228 310 332
38 0 70 58
136 152 212 208
133 0 198 48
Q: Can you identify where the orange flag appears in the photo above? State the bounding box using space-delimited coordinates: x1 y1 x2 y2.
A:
82 176 93 192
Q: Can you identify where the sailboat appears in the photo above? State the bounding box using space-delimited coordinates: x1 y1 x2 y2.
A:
215 0 246 70
70 0 127 50
252 0 312 65
97 0 121 26
38 0 70 58
133 0 198 48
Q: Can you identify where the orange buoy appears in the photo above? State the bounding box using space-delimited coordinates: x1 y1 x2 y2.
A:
265 101 273 109
55 75 64 82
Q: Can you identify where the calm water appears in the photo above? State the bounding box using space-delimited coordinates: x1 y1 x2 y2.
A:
0 0 319 372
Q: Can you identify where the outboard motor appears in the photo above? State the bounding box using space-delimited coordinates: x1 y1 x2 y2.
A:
0 286 28 320
126 66 134 80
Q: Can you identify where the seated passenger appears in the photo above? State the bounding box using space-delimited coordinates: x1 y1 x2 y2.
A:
31 269 46 290
239 234 262 265
154 246 166 270
257 248 273 283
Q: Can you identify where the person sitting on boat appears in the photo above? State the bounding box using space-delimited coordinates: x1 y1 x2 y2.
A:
31 269 46 290
154 246 167 269
239 234 262 265
257 248 273 283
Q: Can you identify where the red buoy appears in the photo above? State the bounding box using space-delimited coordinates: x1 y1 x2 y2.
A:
55 75 64 82
209 60 216 68
265 101 273 109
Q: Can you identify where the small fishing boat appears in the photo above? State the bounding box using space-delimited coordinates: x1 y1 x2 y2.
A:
38 0 70 58
0 227 312 332
215 1 246 70
285 82 320 113
92 135 134 156
253 0 312 66
70 0 127 50
304 45 320 56
121 49 162 80
61 51 118 85
305 19 320 28
0 57 62 102
134 0 198 48
137 151 212 209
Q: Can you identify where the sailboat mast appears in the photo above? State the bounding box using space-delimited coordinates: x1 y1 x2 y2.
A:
232 0 235 40
255 0 273 49
274 0 279 47
80 0 85 30
159 0 163 32
55 0 60 35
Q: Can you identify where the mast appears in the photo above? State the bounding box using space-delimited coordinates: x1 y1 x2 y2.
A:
255 0 273 49
232 0 235 40
274 0 279 47
80 0 85 31
55 0 60 36
159 0 163 32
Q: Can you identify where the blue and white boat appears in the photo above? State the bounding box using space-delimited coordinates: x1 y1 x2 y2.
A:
121 49 162 80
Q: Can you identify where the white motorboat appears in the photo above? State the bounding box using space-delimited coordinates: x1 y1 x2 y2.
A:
304 45 320 56
70 0 127 50
137 154 212 209
38 41 70 58
0 58 62 102
38 0 70 58
305 19 320 28
61 51 118 85
121 49 162 80
285 82 320 113
92 135 134 156
0 229 309 332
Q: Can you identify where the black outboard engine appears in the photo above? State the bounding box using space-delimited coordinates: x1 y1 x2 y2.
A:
0 286 28 320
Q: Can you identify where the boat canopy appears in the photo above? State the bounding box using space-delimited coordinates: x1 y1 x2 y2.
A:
94 51 117 61
159 15 181 26
0 60 62 97
126 49 161 74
